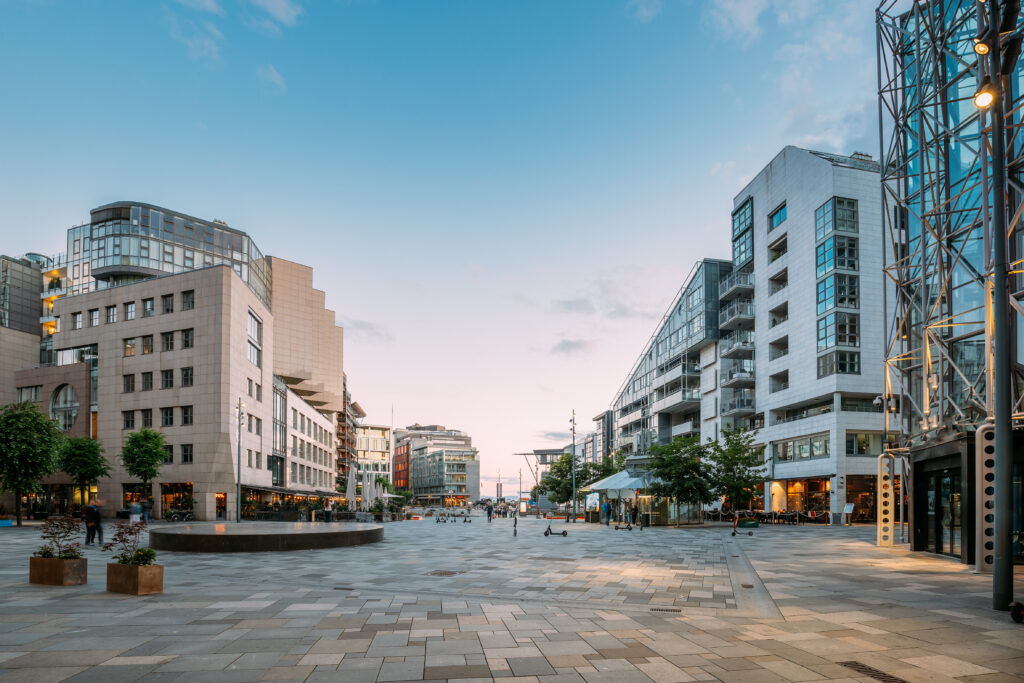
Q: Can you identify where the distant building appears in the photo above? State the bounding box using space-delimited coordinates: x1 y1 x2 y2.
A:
355 424 391 483
392 442 410 491
395 424 480 505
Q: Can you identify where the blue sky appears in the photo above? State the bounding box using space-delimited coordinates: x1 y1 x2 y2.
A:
0 0 879 495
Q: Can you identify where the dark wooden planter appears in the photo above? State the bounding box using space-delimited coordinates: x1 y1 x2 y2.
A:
29 557 87 586
106 563 164 595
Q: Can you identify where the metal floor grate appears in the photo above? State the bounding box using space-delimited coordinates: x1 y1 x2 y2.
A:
426 570 464 577
650 607 681 613
838 661 909 683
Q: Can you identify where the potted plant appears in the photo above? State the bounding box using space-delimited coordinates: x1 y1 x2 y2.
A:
29 515 87 585
103 521 163 595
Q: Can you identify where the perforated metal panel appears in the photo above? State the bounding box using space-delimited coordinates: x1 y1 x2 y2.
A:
975 423 996 572
877 453 896 546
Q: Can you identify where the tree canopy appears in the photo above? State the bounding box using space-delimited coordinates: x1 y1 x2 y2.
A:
0 402 66 526
705 427 766 510
120 429 166 500
646 436 716 509
61 436 110 506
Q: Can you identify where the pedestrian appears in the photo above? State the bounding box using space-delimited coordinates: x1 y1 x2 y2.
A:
324 498 333 523
634 501 643 530
129 500 142 524
602 500 611 526
486 502 493 523
84 497 103 545
141 499 151 524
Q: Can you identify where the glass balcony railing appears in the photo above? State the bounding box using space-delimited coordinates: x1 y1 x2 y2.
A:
720 299 754 326
720 330 755 355
719 270 754 294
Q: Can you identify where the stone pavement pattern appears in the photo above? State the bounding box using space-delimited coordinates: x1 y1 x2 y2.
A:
0 516 1022 682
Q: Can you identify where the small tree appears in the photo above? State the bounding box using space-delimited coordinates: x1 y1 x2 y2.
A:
536 452 583 507
706 427 766 511
61 437 110 509
120 429 166 510
0 402 66 526
646 437 716 519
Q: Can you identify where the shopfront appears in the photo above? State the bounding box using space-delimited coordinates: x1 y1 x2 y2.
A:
784 477 830 513
160 483 193 518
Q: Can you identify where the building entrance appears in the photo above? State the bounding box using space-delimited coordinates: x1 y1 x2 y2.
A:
920 471 962 558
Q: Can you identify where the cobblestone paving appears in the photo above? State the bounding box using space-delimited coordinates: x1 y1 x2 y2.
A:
0 516 1022 682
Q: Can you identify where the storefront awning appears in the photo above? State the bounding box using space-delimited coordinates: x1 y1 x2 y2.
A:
586 470 657 497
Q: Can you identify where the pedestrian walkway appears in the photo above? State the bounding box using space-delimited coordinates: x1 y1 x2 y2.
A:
0 517 1021 681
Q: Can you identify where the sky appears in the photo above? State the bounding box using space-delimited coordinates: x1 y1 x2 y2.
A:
0 0 881 497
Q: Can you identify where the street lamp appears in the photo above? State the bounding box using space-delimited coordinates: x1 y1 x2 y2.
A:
975 76 996 108
570 410 577 523
236 397 245 524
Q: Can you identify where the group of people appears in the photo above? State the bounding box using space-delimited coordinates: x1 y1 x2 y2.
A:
601 500 643 528
484 502 516 522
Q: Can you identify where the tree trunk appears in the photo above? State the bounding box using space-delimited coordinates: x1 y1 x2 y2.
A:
14 488 22 527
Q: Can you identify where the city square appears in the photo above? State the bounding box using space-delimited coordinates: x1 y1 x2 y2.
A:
0 518 1022 682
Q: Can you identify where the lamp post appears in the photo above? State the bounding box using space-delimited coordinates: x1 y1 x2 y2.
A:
570 410 577 523
236 397 245 524
974 0 1016 612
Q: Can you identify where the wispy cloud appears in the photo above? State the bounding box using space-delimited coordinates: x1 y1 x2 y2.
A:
168 14 223 60
248 0 302 34
537 431 571 442
627 0 662 23
706 0 769 46
257 64 287 91
551 338 594 356
175 0 224 15
552 298 596 315
340 317 392 342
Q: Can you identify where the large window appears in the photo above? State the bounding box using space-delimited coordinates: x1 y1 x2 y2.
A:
49 384 79 430
816 235 858 277
732 198 754 268
846 432 897 457
769 203 787 231
247 310 263 368
815 197 859 240
816 312 860 351
816 274 859 314
773 434 830 462
817 350 860 378
182 290 195 311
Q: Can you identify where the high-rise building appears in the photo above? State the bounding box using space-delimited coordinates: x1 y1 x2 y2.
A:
395 424 480 505
355 424 391 483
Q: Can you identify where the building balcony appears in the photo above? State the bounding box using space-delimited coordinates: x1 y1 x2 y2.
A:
722 391 756 417
720 299 754 330
719 270 754 301
671 420 697 438
652 387 700 413
721 368 756 388
720 330 755 358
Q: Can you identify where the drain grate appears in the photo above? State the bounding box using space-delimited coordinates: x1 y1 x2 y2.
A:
650 607 681 613
838 661 909 683
333 586 354 590
426 570 464 577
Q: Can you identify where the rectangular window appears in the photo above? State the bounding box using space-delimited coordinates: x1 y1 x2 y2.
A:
123 411 135 430
123 374 135 393
768 203 786 231
182 290 195 311
816 274 858 314
141 409 152 428
161 294 174 314
161 369 173 389
256 452 262 469
124 302 135 321
732 198 753 238
247 449 253 467
143 298 154 317
161 407 174 427
164 445 174 464
141 371 153 391
255 384 262 402
161 332 174 352
141 335 153 355
815 197 858 240
106 306 118 324
817 350 861 378
247 342 262 368
181 367 193 387
71 312 82 330
248 379 253 397
181 328 194 348
816 312 860 351
123 338 136 357
732 230 752 267
247 310 263 345
181 444 193 464
89 309 99 327
181 405 193 426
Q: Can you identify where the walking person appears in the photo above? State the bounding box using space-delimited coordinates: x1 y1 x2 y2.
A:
129 500 142 524
324 498 333 523
486 502 493 523
84 497 103 545
602 500 611 526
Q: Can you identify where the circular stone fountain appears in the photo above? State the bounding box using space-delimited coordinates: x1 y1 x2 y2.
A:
149 521 383 553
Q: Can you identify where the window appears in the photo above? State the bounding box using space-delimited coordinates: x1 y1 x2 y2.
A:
248 342 262 368
161 369 173 389
71 312 82 330
816 274 858 314
292 409 297 428
181 328 194 348
817 350 861 378
124 302 135 321
181 444 193 464
123 411 135 430
123 374 135 393
247 310 263 345
16 386 40 403
846 432 894 457
123 338 136 357
164 445 173 464
768 203 786 231
161 407 174 427
141 335 153 355
182 290 195 311
816 312 860 351
733 230 752 267
256 452 262 469
161 332 174 352
106 306 118 324
732 198 752 238
248 379 253 397
773 434 830 462
255 384 262 402
89 309 99 327
181 405 193 426
181 367 193 387
815 197 859 240
161 294 173 314
143 298 155 317
247 449 253 467
141 409 152 428
141 371 153 391
816 235 859 277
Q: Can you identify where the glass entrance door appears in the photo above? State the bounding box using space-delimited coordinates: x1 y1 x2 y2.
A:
924 471 961 557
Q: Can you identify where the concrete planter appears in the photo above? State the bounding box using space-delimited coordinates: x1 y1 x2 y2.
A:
106 563 164 595
29 557 87 586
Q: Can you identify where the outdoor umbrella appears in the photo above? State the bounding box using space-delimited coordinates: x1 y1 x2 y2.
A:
345 472 356 509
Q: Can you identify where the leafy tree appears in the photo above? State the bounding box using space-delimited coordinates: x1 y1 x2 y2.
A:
705 427 765 511
0 402 65 526
61 437 110 509
646 436 716 514
120 429 166 507
536 452 583 506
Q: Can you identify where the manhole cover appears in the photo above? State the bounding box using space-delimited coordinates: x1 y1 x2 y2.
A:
838 661 909 683
426 570 464 577
650 607 681 612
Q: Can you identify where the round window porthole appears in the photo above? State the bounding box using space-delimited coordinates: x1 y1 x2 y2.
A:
49 384 79 431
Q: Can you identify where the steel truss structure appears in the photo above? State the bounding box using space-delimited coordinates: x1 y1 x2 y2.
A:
877 0 1024 440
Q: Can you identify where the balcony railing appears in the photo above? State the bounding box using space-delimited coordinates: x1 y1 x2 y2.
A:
720 299 754 327
722 395 756 415
719 270 754 298
720 330 755 356
768 279 788 296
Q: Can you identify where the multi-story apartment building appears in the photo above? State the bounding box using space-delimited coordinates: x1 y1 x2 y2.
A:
605 148 885 523
355 424 391 483
592 410 614 460
335 375 365 488
392 442 410 490
395 424 480 505
4 202 348 520
1 254 46 404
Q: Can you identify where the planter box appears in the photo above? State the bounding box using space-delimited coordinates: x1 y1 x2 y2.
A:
29 557 87 586
106 563 164 595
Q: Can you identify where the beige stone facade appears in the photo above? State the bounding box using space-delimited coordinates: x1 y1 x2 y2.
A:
356 424 391 482
286 386 336 494
0 327 41 405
